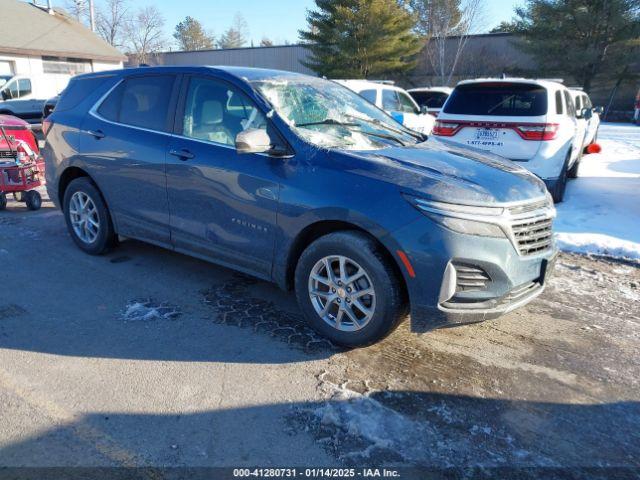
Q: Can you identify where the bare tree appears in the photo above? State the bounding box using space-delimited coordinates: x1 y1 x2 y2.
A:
423 0 486 85
125 6 166 64
65 0 89 26
96 0 129 48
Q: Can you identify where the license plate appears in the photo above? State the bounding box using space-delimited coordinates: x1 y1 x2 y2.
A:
475 128 499 140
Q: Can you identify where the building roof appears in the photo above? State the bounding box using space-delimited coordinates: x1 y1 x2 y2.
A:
0 0 126 62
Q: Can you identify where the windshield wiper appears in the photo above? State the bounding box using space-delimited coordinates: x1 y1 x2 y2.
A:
356 129 408 146
343 114 424 142
296 118 360 127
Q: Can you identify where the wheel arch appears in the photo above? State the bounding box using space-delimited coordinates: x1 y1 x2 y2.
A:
281 219 409 306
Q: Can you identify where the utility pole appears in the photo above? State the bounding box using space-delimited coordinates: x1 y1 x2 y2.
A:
89 0 95 31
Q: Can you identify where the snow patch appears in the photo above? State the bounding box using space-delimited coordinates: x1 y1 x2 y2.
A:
555 123 640 261
122 300 180 322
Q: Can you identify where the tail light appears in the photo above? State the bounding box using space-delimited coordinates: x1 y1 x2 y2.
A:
433 120 461 136
515 124 559 141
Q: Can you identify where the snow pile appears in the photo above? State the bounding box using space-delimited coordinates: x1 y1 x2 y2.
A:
315 387 429 461
555 123 640 261
122 300 180 322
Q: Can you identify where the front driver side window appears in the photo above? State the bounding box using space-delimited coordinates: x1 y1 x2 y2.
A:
182 77 267 147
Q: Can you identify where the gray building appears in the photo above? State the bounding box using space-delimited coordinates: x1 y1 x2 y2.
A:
130 33 636 115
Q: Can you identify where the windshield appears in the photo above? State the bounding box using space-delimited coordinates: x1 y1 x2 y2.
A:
251 76 419 150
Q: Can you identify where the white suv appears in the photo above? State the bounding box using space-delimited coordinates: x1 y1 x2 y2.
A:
335 80 436 135
570 88 602 150
433 78 585 202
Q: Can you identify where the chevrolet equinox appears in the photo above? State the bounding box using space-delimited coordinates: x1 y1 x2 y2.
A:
43 66 557 346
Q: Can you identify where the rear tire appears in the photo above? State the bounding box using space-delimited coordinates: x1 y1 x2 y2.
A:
0 193 6 210
567 150 582 179
63 177 116 255
25 190 41 210
552 155 570 203
294 231 407 347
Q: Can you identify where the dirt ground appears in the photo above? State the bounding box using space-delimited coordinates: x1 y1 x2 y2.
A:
0 190 638 477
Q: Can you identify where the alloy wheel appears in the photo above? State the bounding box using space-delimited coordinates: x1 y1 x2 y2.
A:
308 255 376 332
69 191 100 244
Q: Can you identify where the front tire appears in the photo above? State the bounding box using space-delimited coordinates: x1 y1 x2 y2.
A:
63 177 116 255
294 231 407 347
0 193 6 210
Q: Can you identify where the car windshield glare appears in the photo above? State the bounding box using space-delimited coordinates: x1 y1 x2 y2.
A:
251 76 418 150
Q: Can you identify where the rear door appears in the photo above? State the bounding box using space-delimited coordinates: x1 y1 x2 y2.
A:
165 74 281 278
437 82 548 160
81 73 179 245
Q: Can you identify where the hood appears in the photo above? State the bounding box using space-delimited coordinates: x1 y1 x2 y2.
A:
342 137 548 205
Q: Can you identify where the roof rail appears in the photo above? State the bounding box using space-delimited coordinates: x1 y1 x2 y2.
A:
368 80 395 85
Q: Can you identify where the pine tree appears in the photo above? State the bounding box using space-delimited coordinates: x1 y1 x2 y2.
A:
505 0 640 92
173 16 215 51
217 14 249 49
299 0 422 78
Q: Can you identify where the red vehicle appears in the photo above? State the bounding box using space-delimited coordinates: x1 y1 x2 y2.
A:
0 114 44 210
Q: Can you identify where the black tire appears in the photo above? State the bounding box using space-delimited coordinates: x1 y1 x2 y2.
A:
567 150 582 179
25 190 42 210
0 193 6 211
294 231 407 347
552 155 570 203
63 177 116 255
13 191 25 202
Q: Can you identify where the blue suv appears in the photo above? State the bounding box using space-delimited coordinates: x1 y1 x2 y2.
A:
43 66 557 346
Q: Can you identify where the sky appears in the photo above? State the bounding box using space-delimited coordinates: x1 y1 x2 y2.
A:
96 0 525 50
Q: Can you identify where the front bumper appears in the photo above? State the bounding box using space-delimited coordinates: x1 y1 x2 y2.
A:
388 213 558 331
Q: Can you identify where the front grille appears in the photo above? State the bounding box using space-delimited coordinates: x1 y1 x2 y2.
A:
453 263 490 292
511 216 553 256
508 201 554 256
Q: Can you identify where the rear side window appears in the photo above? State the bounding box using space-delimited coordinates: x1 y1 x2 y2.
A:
97 75 176 132
444 83 548 116
381 89 399 110
17 78 31 96
409 91 449 108
359 89 377 104
57 75 115 112
563 90 575 117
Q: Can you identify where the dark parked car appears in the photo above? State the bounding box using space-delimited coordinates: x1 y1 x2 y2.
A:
43 66 557 346
42 95 59 119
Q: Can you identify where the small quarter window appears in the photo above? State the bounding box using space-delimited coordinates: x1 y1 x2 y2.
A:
555 91 564 114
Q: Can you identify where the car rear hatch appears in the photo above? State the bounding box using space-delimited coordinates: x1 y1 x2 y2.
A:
434 82 550 161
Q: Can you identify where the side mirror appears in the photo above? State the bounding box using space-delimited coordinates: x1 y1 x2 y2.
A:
420 105 429 115
236 128 289 157
594 106 604 115
582 108 593 120
1 89 9 101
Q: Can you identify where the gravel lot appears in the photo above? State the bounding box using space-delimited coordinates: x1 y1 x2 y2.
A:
0 163 638 476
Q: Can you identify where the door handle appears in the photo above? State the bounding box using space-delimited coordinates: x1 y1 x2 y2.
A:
87 129 105 139
169 149 195 160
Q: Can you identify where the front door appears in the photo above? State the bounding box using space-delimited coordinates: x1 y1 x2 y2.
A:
165 75 281 278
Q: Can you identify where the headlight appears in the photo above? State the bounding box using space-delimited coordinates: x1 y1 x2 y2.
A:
406 197 507 238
